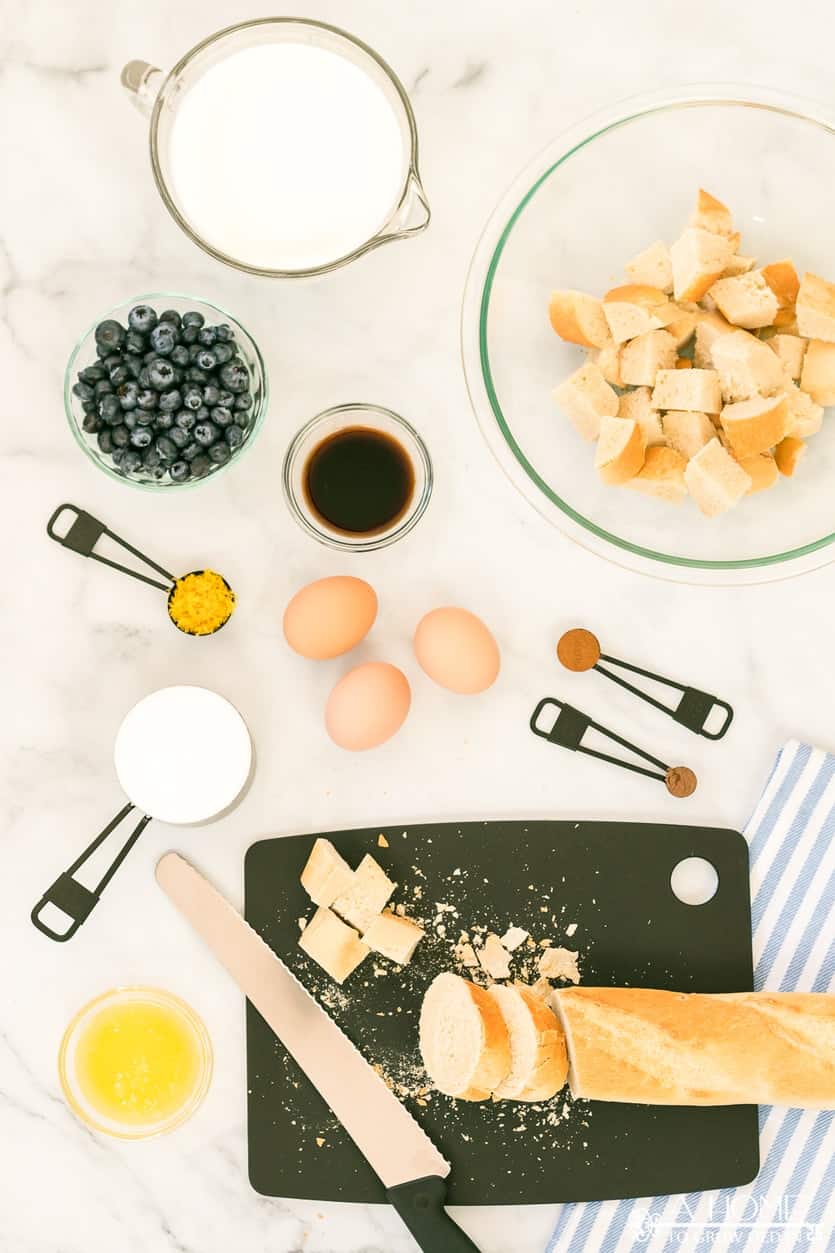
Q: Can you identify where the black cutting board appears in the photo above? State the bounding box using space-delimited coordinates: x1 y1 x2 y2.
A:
244 821 757 1204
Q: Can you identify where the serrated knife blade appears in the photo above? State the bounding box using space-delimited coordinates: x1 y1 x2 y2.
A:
156 853 480 1253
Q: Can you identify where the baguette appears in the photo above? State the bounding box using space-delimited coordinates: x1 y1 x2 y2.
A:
331 853 395 932
796 271 835 342
670 227 734 302
626 446 688 503
602 284 672 344
420 973 511 1100
489 983 568 1102
548 290 611 348
618 387 665 446
719 393 789 460
708 271 778 329
553 361 618 441
595 417 646 486
800 339 835 406
619 329 677 387
552 987 835 1108
298 907 369 984
624 240 673 293
685 438 752 516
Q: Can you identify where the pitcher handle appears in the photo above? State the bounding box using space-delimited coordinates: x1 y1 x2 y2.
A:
121 60 165 117
378 169 431 242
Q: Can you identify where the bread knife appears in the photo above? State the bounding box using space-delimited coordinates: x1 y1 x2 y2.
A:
156 853 480 1253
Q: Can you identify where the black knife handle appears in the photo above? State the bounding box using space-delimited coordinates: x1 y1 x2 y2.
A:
387 1176 481 1252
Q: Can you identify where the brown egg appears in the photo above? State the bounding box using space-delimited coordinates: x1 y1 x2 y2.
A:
283 576 377 660
325 662 411 751
414 607 500 694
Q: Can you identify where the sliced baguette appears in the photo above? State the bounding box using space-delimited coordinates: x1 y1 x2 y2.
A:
590 340 624 387
761 259 800 317
331 854 395 933
595 417 646 485
362 909 424 964
796 272 835 343
618 386 665 446
548 290 611 348
619 329 678 387
774 436 806 477
626 446 688 503
693 309 734 368
553 362 618 441
737 452 779 495
768 333 807 381
685 438 752 516
298 907 369 984
670 227 734 302
301 837 355 907
662 410 715 460
488 983 568 1102
420 973 511 1101
624 240 673 293
602 284 672 344
785 380 824 438
719 393 789 459
651 368 722 413
711 329 785 401
689 188 736 239
800 339 835 405
708 271 778 329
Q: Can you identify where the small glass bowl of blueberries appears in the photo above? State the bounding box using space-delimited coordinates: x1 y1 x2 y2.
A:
65 294 267 488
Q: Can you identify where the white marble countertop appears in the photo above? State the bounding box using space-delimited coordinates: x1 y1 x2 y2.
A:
4 1 835 1250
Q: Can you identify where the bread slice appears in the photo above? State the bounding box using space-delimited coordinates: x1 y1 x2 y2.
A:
785 380 824 438
800 339 835 405
419 973 511 1100
553 362 618 441
693 309 734 368
768 333 807 381
589 340 623 387
331 854 395 933
602 284 672 344
796 272 835 342
624 240 673 293
488 984 568 1102
626 446 688 503
363 909 424 964
761 259 800 316
670 227 734 302
689 188 736 239
774 435 806 477
685 438 752 516
619 329 678 387
301 838 355 907
651 368 722 413
719 394 789 459
618 387 665 446
548 290 611 348
662 410 715 460
595 417 646 485
711 329 785 401
737 452 779 495
298 907 369 983
708 271 779 329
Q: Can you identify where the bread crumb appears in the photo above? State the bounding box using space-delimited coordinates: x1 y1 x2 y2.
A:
315 1137 326 1147
478 933 512 980
298 917 307 931
454 940 479 967
377 833 389 848
565 922 578 938
500 926 529 951
538 947 580 983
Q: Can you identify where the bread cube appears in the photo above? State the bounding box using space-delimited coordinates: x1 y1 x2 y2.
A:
800 339 835 405
785 380 823 438
768 333 807 381
301 838 355 908
796 272 835 342
774 435 807 477
685 438 752 516
722 254 757 277
689 188 736 239
590 340 623 387
736 452 779 495
363 910 425 965
711 329 785 401
595 417 646 485
662 410 716 460
602 284 672 344
664 303 698 350
625 240 673 293
761 259 800 316
719 394 789 459
548 290 611 348
693 310 734 368
618 386 665 445
651 368 722 413
554 362 619 440
670 227 735 302
298 907 369 983
331 854 395 933
708 271 779 330
626 446 688 503
619 328 677 387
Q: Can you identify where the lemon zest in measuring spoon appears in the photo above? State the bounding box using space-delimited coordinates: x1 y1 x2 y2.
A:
169 570 235 636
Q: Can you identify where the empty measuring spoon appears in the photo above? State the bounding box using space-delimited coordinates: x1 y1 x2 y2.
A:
31 685 253 942
48 503 235 636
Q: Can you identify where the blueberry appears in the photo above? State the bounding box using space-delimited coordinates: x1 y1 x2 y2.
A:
181 440 202 461
148 358 176 390
175 408 197 431
194 420 219 447
73 381 95 403
99 394 122 424
125 329 146 355
184 366 208 384
95 320 125 353
225 424 244 450
118 381 139 410
181 324 200 344
202 384 220 407
215 323 233 342
212 342 233 365
149 322 177 356
168 425 189 449
197 325 217 347
188 344 204 363
154 410 174 430
158 309 182 329
137 388 158 411
196 349 216 371
111 424 130 448
169 460 191 483
81 400 98 415
143 446 163 470
190 453 211 478
219 361 249 393
97 428 114 454
193 404 209 423
170 344 190 367
123 410 138 430
211 405 234 427
79 363 107 384
136 408 157 426
183 386 203 410
217 389 234 408
103 352 123 371
109 363 130 387
234 391 253 411
182 310 205 329
158 388 182 412
111 448 125 468
143 349 158 364
127 304 156 334
156 435 178 462
124 353 143 379
121 449 143 474
130 427 153 449
208 442 231 465
94 379 114 399
82 412 101 434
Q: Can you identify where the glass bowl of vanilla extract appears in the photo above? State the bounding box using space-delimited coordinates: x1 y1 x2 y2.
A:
282 403 433 551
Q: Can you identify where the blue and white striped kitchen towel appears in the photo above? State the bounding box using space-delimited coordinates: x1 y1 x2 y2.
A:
547 740 835 1253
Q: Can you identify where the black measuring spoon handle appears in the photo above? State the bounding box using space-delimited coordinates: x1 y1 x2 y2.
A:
47 503 174 592
31 803 152 942
387 1176 481 1253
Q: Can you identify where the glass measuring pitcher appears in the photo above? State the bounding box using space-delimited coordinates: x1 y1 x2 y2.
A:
122 18 430 278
